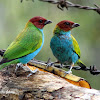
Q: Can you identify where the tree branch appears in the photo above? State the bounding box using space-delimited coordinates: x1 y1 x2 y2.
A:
0 49 100 75
0 63 100 99
0 50 92 89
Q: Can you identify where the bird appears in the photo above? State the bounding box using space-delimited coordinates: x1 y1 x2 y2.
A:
0 16 52 76
50 20 86 74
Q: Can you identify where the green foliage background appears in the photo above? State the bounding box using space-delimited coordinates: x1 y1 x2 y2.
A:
0 0 100 89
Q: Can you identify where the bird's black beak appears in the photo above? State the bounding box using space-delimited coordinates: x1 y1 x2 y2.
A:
71 23 80 28
44 20 52 25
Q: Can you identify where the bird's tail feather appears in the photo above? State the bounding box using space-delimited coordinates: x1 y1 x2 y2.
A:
76 59 86 70
0 59 19 70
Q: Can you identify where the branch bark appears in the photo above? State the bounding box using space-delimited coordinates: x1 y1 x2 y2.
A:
0 64 100 100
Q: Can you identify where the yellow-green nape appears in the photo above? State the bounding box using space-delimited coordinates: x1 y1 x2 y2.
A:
53 25 62 35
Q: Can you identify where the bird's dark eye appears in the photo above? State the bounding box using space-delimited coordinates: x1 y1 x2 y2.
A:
39 20 43 23
64 22 70 25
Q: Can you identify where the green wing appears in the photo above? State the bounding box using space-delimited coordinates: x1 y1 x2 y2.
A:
3 22 42 61
71 35 80 58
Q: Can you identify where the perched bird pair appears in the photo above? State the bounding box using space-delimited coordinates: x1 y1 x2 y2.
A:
0 16 86 76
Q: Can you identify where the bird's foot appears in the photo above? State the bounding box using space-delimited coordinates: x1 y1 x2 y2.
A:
64 63 74 76
64 70 72 76
27 68 38 77
46 62 54 69
22 64 38 77
15 63 22 73
65 70 72 74
15 63 38 77
46 58 54 69
60 63 64 68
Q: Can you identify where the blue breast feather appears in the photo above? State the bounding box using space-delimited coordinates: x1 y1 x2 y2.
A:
19 29 44 64
50 31 78 64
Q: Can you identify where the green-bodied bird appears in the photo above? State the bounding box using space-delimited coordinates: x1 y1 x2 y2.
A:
0 16 52 75
50 20 86 74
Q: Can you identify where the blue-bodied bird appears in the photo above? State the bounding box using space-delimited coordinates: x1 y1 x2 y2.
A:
50 20 86 74
0 16 52 76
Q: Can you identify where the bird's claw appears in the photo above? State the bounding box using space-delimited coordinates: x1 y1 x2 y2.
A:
27 68 38 77
64 70 72 76
46 62 54 69
15 63 38 77
23 65 39 77
15 63 22 73
60 63 64 68
46 58 54 69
